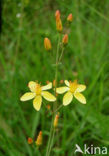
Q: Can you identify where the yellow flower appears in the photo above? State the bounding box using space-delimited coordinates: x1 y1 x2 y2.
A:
56 80 86 106
20 81 56 111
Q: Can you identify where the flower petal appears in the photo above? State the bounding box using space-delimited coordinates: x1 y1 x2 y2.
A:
56 87 69 94
74 92 86 104
63 92 73 106
76 85 86 92
41 82 52 91
28 81 36 92
42 91 56 101
33 95 42 111
64 80 69 86
20 92 36 101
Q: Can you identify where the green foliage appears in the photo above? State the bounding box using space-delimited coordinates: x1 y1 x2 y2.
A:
0 0 109 155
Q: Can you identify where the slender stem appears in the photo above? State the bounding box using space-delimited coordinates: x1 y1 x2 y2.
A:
47 104 63 118
46 34 61 156
45 116 54 156
54 34 61 109
58 45 64 63
47 128 55 156
53 104 63 114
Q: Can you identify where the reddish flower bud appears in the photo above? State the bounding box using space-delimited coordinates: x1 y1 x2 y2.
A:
46 104 51 110
54 113 59 128
44 38 52 51
60 80 64 84
46 80 50 84
67 13 73 22
56 93 58 97
56 18 63 32
62 34 68 45
27 137 33 144
36 131 42 146
55 10 60 20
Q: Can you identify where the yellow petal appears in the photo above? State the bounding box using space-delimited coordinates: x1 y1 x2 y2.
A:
20 92 36 101
41 82 52 91
28 81 36 92
63 92 73 106
74 92 86 104
42 91 56 102
76 85 86 92
56 87 69 94
64 80 69 86
33 95 42 111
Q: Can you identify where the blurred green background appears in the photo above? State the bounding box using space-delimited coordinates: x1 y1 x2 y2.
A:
0 0 109 155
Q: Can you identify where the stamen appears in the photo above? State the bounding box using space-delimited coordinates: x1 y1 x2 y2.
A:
36 83 42 95
69 80 78 93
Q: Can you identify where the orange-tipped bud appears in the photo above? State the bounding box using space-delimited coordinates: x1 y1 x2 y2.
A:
67 13 73 22
62 34 68 45
60 80 64 84
28 137 33 144
55 10 60 20
54 113 59 128
56 18 63 32
36 131 42 146
44 38 52 51
46 104 51 110
46 80 50 84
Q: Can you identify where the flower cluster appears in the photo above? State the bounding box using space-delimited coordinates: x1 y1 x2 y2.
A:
20 10 86 111
20 10 87 153
20 80 86 111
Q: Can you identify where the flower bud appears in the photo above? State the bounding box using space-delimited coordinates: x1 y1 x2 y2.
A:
44 38 52 51
36 131 42 146
60 80 64 84
55 10 60 20
46 80 50 84
27 137 33 144
56 18 63 32
46 104 51 110
62 34 68 45
67 13 73 22
53 113 59 128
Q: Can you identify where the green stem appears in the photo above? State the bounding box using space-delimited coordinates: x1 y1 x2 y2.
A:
47 104 63 118
54 34 61 109
46 34 61 156
46 118 54 156
53 104 63 114
47 128 55 156
58 45 64 63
